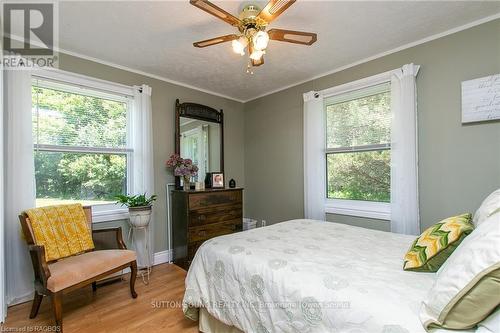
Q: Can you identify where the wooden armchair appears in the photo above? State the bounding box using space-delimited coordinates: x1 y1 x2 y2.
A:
19 205 138 332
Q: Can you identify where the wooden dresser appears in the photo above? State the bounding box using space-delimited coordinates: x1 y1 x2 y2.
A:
172 188 243 269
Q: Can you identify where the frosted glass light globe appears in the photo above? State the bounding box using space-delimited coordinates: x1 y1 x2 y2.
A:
250 49 265 61
232 36 248 55
253 31 269 51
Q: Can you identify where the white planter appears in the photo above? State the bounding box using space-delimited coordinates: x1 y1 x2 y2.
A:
128 206 152 228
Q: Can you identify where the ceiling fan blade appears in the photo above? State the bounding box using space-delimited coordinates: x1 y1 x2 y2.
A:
190 0 241 27
257 0 296 23
268 29 317 45
193 34 239 48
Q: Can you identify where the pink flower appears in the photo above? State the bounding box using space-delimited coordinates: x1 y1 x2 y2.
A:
166 153 198 177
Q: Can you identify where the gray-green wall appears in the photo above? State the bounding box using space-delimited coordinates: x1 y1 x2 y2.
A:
58 53 245 253
244 19 500 231
49 19 500 253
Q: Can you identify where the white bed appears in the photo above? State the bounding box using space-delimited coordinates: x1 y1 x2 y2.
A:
182 219 478 333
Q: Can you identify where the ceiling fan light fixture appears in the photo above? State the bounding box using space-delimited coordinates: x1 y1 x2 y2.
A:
190 0 316 70
253 30 269 51
239 5 261 20
250 49 265 61
232 36 248 55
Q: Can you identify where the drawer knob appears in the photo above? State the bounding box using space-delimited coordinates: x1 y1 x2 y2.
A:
198 230 207 237
198 215 206 221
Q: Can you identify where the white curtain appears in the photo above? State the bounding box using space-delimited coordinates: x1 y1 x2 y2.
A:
0 61 5 321
4 70 36 305
199 125 209 182
303 91 326 220
390 64 420 235
131 85 155 267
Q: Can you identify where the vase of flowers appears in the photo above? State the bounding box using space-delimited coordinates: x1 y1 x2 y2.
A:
166 154 199 191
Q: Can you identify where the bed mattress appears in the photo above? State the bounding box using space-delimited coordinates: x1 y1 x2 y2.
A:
183 219 439 333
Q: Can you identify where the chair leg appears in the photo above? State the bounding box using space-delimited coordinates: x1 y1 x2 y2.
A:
29 291 43 319
51 292 63 332
92 282 97 292
130 261 138 298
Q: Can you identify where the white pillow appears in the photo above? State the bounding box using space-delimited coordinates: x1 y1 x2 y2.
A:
420 213 500 330
473 189 500 227
477 308 500 333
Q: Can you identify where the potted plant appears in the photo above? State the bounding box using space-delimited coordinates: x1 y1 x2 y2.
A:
116 193 157 227
166 154 199 190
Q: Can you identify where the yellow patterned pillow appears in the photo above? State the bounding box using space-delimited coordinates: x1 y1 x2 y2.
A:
403 213 473 272
26 204 94 261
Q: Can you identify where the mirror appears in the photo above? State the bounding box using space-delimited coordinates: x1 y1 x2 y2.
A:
179 118 221 181
175 100 224 188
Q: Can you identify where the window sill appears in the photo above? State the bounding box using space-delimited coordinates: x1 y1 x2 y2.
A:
325 199 390 221
92 208 129 223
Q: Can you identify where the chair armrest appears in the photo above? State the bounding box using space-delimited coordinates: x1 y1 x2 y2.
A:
28 245 51 287
92 227 127 250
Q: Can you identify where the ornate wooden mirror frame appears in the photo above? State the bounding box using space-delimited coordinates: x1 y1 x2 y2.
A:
174 99 224 189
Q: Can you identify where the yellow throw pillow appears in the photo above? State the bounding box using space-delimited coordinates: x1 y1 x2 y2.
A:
26 204 94 261
403 213 473 272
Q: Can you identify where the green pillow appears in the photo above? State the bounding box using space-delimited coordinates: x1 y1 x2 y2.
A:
403 213 473 272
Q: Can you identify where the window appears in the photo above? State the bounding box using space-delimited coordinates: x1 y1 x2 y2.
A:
32 77 133 210
325 82 391 218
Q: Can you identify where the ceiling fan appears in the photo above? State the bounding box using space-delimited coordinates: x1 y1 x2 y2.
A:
190 0 317 71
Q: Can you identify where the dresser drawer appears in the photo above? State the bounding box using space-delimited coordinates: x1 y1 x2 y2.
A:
190 204 242 226
173 188 243 270
188 219 241 243
188 191 242 210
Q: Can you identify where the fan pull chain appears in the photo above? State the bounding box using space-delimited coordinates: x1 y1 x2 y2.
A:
246 60 254 75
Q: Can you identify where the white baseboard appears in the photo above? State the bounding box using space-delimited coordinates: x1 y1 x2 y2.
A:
153 249 172 265
7 293 33 308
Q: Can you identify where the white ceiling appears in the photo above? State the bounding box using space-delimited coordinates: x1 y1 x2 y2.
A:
56 1 500 102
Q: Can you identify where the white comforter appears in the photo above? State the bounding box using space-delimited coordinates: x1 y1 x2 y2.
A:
183 219 438 333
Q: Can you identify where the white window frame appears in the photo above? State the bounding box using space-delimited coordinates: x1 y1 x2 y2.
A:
32 69 135 223
0 57 6 322
321 70 395 221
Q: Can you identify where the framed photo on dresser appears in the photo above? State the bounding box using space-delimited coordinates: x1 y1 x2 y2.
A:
211 172 224 188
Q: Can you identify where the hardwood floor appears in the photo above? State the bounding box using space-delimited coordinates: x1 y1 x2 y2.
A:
1 264 199 333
